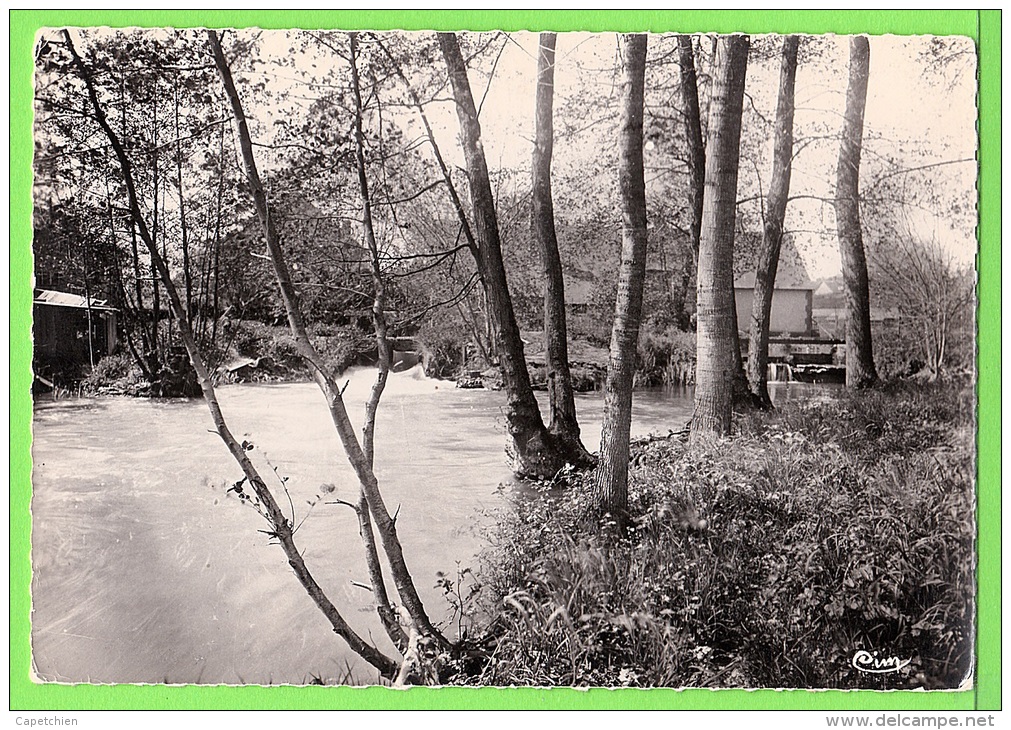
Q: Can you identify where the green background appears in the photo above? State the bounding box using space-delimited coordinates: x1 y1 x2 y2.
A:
9 10 1001 711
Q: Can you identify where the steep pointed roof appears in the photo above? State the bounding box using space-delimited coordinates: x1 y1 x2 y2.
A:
734 233 813 290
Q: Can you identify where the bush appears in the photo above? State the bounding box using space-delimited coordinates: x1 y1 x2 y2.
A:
636 322 696 387
308 323 376 374
230 320 374 377
415 317 468 379
567 310 613 348
468 381 975 688
80 351 147 395
232 320 303 371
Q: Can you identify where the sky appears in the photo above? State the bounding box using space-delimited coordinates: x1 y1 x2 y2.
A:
415 31 978 279
50 28 980 281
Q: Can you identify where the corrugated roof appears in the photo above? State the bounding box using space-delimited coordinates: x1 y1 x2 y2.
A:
34 289 118 311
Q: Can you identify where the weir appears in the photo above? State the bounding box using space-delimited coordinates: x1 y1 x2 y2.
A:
767 362 793 383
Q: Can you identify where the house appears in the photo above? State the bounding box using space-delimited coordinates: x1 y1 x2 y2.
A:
733 232 818 342
33 288 118 370
734 272 815 337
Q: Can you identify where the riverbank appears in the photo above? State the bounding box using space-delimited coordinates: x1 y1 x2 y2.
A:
73 320 698 397
466 379 974 689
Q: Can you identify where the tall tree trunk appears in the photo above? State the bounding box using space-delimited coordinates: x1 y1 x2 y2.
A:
81 238 95 367
677 35 705 264
127 219 159 381
105 183 150 379
691 34 750 442
174 79 192 325
65 29 400 681
532 32 587 454
679 36 750 404
677 35 705 329
150 94 161 382
594 33 648 515
438 32 591 478
209 30 446 648
118 75 153 368
747 35 800 407
836 36 878 388
210 119 225 346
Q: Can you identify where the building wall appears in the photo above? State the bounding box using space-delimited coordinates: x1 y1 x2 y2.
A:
735 288 813 336
33 304 117 368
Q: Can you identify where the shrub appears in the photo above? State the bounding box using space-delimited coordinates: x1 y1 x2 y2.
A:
80 351 148 395
309 323 376 374
636 322 696 387
415 317 469 379
230 320 374 377
468 381 975 689
232 320 303 371
566 310 613 349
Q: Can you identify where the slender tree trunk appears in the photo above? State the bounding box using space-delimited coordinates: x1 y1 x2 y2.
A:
348 32 408 651
677 35 705 265
532 32 587 454
82 239 95 367
691 34 750 442
594 34 648 515
150 94 161 382
455 299 492 366
118 75 153 368
127 218 158 380
210 120 225 346
105 186 150 379
174 80 192 325
747 35 800 407
438 32 591 478
209 30 446 648
836 36 878 388
677 35 705 330
65 29 400 681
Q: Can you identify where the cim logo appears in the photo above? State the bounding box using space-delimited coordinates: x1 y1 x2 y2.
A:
851 650 911 674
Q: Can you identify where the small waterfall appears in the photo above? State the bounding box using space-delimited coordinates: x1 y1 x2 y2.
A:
767 362 793 383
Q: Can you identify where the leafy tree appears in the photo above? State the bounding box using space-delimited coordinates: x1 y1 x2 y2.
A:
868 222 975 380
210 30 445 665
34 28 244 388
439 31 592 478
47 24 471 683
676 35 706 264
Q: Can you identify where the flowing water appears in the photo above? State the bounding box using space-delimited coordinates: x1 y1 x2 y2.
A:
30 367 830 685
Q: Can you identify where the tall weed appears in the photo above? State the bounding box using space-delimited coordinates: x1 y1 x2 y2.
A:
469 381 975 688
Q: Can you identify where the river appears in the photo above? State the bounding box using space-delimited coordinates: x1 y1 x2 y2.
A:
29 367 828 685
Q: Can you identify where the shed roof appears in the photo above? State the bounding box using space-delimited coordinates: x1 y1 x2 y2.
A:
733 232 815 290
34 289 118 312
734 271 814 291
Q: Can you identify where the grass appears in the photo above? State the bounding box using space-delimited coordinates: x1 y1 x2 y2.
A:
463 379 975 689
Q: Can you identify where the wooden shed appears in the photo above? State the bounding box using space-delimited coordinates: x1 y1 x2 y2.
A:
33 288 118 369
